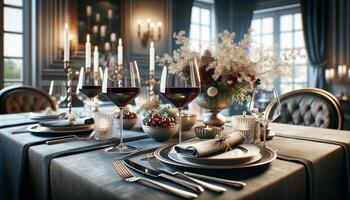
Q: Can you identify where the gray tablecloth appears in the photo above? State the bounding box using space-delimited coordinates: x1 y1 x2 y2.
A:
49 125 350 200
2 116 350 200
50 137 307 200
0 119 146 200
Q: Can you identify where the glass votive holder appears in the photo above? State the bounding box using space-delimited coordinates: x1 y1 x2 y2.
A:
93 112 114 140
232 115 256 144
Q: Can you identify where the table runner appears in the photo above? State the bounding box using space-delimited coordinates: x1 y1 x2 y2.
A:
0 125 69 200
277 153 314 200
25 133 147 200
267 136 346 200
275 133 350 200
270 123 350 200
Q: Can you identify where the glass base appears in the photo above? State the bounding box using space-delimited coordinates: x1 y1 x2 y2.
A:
105 144 138 153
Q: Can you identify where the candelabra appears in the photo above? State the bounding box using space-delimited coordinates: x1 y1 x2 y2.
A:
63 61 75 123
145 69 159 101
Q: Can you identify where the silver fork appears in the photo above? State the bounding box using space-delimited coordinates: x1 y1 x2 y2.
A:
146 155 226 193
46 131 95 145
113 161 198 199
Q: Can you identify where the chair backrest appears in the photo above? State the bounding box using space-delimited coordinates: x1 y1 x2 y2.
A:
265 88 343 130
0 85 57 114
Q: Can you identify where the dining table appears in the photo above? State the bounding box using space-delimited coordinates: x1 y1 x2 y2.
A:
0 109 350 200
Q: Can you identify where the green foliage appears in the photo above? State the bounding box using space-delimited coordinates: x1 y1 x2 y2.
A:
4 59 22 80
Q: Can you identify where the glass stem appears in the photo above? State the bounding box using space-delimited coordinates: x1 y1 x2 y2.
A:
263 123 267 148
178 109 182 143
119 108 124 147
90 98 94 116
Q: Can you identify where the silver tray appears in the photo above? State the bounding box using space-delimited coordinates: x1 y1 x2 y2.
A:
154 144 276 169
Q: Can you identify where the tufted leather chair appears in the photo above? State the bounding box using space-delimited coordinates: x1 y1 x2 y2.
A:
0 86 57 114
265 88 343 129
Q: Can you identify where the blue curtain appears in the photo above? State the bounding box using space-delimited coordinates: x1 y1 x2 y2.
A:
215 0 256 42
301 0 328 89
214 0 256 115
171 0 193 50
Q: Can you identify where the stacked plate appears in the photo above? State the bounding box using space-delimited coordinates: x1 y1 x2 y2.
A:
154 142 277 169
29 111 66 120
27 123 94 134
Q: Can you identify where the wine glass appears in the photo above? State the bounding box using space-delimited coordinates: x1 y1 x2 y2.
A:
77 67 102 116
102 60 141 153
249 87 281 147
160 59 201 143
49 80 67 109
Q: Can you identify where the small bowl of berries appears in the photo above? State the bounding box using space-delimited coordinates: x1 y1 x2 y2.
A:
116 109 138 130
142 110 179 142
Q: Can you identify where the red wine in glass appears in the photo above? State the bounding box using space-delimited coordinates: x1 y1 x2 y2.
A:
161 87 200 109
80 85 102 99
104 87 139 107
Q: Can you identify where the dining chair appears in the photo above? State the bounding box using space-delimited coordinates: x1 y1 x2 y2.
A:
265 88 343 130
0 85 57 114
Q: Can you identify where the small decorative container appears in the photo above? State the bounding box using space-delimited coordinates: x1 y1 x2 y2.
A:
194 126 223 139
123 118 138 130
93 112 114 140
232 115 256 144
181 113 197 131
142 124 179 142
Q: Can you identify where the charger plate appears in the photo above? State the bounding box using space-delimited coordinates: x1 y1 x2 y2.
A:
27 124 93 134
29 112 63 120
172 144 262 165
154 144 276 169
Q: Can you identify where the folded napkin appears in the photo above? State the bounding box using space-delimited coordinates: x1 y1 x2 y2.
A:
174 132 245 157
39 117 94 127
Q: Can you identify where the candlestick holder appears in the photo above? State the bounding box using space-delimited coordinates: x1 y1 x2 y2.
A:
145 69 159 101
63 60 76 123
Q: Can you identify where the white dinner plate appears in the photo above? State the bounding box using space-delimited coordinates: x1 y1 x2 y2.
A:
172 144 261 165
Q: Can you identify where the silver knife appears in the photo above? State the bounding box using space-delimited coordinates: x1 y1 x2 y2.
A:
123 159 204 193
184 172 246 188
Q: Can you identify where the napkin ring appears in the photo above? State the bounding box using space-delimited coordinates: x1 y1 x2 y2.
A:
216 130 233 152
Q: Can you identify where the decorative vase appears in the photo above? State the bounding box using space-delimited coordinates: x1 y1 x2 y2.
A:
195 86 234 127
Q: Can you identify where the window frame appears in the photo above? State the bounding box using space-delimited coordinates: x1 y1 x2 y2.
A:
1 0 32 88
190 0 215 52
253 4 311 94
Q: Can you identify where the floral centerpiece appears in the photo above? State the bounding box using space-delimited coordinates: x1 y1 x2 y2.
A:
157 30 297 126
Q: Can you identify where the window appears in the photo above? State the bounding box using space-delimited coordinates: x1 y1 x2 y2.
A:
190 0 215 52
251 5 309 94
1 0 25 87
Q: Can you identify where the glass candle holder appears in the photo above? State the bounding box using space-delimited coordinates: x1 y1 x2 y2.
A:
93 112 114 140
232 115 256 144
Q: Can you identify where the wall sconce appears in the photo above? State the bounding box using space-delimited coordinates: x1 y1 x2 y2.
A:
137 18 162 48
337 65 348 79
325 68 335 82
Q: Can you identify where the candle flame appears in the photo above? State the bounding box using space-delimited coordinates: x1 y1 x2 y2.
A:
146 18 151 23
69 34 73 41
150 23 155 28
118 38 122 45
157 22 162 27
150 41 154 48
137 19 142 24
87 34 90 42
64 23 68 29
94 46 98 51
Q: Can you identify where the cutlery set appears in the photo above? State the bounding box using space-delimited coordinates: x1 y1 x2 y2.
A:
113 154 246 199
